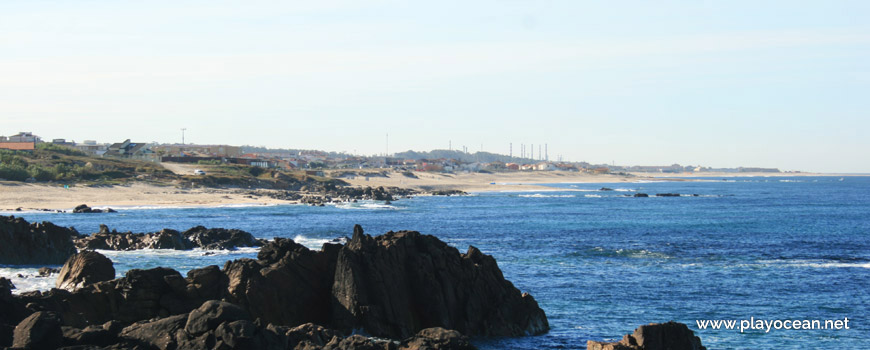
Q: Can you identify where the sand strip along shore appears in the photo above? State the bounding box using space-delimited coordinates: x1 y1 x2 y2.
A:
1 171 839 211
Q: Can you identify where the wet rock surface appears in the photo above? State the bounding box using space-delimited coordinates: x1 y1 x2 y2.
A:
0 215 78 265
587 321 706 350
55 250 116 291
1 222 550 349
72 204 117 213
73 224 265 251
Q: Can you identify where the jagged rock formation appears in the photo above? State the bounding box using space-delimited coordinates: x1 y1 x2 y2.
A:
55 250 116 291
184 225 263 250
587 321 706 350
4 223 544 349
74 224 265 251
0 215 77 265
332 226 549 338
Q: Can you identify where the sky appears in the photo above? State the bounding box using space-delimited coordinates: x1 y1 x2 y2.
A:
1 1 868 173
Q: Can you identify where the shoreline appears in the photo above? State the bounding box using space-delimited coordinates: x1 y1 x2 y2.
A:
1 171 856 210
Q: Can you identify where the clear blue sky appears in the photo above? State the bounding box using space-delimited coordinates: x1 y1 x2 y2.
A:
1 1 868 172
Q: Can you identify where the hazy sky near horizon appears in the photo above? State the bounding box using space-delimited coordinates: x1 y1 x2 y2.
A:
1 1 868 172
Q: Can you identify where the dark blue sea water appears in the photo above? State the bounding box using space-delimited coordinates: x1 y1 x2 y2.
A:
5 176 869 349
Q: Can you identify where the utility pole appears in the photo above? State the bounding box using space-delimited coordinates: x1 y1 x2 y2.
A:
509 143 512 158
545 144 548 162
180 128 186 145
531 144 534 161
386 133 389 157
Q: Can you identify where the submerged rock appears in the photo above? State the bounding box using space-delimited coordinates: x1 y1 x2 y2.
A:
587 321 706 350
56 250 116 291
0 215 77 265
655 193 681 197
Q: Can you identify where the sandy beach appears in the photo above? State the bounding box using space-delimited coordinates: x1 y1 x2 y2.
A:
0 182 290 211
1 171 839 211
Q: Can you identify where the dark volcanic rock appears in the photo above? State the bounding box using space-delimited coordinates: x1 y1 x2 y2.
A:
12 311 63 350
0 215 77 265
183 225 263 250
61 320 121 347
633 193 649 198
587 321 706 350
331 227 549 339
283 323 344 349
655 193 681 197
145 229 195 250
399 328 477 350
184 300 250 335
118 301 284 350
1 277 26 348
0 277 13 294
74 225 260 251
73 204 115 213
224 237 338 327
37 267 59 277
56 250 116 291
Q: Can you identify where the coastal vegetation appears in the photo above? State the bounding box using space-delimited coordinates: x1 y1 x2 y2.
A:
0 145 345 192
0 144 169 183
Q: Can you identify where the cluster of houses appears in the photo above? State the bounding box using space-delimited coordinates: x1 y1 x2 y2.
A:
0 131 779 174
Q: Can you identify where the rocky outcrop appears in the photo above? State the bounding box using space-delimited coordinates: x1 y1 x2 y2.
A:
72 204 116 213
184 225 264 250
223 237 340 327
655 193 681 197
0 215 77 265
399 328 477 350
331 226 549 339
587 322 706 350
12 311 63 350
74 224 263 251
633 193 649 198
0 277 27 348
55 250 116 291
16 265 227 329
37 267 59 277
5 223 544 349
0 277 13 294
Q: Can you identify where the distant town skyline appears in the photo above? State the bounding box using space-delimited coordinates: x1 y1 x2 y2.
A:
2 1 869 173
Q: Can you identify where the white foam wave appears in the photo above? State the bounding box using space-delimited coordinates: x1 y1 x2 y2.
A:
95 247 260 260
333 201 400 210
293 235 337 250
613 188 635 192
0 267 57 294
758 259 870 269
518 194 576 198
584 194 602 198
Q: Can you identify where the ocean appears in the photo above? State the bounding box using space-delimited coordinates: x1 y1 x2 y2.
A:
3 176 868 349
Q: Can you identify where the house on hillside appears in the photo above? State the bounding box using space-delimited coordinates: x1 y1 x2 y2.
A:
103 139 158 162
0 132 40 150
